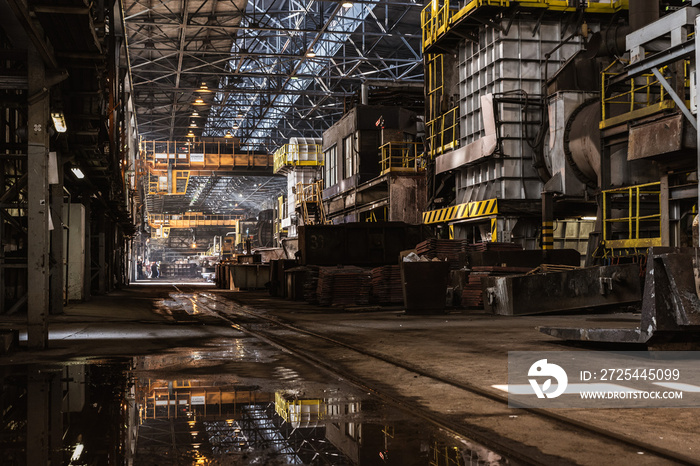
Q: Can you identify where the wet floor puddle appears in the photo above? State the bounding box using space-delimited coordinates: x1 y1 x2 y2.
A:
2 303 511 465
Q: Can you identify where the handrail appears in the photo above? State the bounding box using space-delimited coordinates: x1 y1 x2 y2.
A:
600 60 689 128
428 106 460 158
422 0 625 50
379 142 423 175
273 143 323 173
602 182 662 248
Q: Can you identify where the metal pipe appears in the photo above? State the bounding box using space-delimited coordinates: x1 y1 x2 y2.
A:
361 83 368 105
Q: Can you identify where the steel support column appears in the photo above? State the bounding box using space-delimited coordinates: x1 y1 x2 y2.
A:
50 154 64 314
660 173 671 246
27 43 49 348
49 368 63 465
83 201 91 301
541 192 554 250
26 368 50 465
98 216 106 293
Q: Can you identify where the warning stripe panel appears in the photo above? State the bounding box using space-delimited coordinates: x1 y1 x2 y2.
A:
422 198 498 224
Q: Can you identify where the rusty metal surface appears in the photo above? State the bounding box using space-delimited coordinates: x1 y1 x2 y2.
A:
540 247 700 345
628 114 683 161
483 264 642 316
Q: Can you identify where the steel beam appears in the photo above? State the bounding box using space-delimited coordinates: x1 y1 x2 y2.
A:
27 43 49 349
49 155 63 315
26 368 50 465
651 67 697 129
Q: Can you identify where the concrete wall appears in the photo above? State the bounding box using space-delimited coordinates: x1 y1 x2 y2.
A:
62 203 85 301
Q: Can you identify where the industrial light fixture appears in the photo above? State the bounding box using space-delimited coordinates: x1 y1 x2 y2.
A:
51 112 67 133
187 131 195 138
581 216 597 221
192 111 200 117
305 49 316 58
193 97 205 105
191 242 197 248
196 82 210 93
71 167 85 179
237 113 244 118
224 131 233 138
190 122 197 127
342 1 353 7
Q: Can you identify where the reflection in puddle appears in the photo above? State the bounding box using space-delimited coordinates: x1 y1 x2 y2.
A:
1 343 509 465
133 342 509 466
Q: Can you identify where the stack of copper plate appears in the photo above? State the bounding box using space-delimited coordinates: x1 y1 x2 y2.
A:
317 266 371 306
371 265 403 304
415 239 465 267
465 242 523 253
462 272 490 308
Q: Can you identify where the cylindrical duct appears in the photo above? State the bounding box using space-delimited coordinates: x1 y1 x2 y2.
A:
565 99 601 188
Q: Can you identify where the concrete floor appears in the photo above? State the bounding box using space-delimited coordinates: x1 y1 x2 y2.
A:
0 283 698 465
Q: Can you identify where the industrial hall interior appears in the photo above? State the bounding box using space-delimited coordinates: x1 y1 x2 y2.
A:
5 0 700 464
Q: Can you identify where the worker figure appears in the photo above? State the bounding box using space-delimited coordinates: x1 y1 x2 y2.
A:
151 261 159 279
137 260 144 280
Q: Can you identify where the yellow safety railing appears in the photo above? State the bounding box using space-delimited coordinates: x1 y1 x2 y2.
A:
295 180 329 225
428 106 460 158
274 393 324 425
147 168 190 195
422 0 625 50
600 60 689 129
295 182 323 207
421 2 456 49
148 213 240 229
427 54 444 120
273 143 323 173
380 142 423 175
602 182 662 249
430 442 463 466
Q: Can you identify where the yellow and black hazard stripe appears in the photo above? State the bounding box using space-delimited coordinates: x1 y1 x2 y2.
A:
541 221 554 250
422 198 498 225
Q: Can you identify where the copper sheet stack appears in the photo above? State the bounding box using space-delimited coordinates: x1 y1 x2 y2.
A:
415 239 465 267
465 242 523 253
371 265 403 304
462 272 490 308
317 266 371 306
